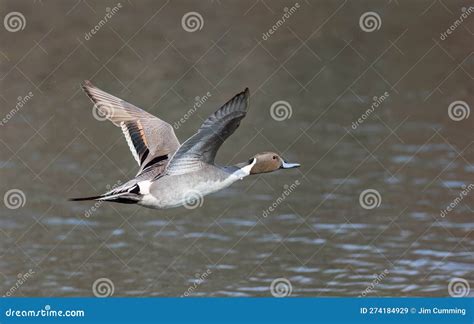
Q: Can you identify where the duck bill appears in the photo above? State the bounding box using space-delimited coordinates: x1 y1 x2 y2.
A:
281 161 300 169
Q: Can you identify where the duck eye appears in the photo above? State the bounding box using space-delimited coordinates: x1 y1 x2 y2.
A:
248 158 254 164
272 156 277 160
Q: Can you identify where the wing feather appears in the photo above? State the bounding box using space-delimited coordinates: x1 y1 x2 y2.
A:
82 80 180 175
165 88 249 176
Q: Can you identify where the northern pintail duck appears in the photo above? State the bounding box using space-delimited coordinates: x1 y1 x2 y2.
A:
71 81 300 209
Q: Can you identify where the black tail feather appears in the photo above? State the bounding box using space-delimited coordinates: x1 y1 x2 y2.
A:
69 192 140 204
69 195 103 201
110 197 140 204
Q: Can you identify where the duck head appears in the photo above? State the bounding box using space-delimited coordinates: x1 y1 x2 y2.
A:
248 152 300 174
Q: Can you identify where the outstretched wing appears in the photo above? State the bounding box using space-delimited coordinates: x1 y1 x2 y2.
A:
82 81 180 174
165 88 249 176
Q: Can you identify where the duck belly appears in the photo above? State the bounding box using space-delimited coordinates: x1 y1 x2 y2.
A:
140 172 240 209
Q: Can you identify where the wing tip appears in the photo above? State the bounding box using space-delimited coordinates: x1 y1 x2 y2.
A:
81 80 100 104
242 87 250 109
81 80 95 98
82 80 93 88
234 87 249 110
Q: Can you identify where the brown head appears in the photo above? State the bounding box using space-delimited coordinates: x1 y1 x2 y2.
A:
248 152 300 174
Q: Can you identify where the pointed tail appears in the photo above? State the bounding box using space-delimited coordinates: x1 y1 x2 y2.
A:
69 192 141 204
69 195 104 201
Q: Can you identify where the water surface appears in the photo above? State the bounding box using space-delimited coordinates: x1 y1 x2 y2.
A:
0 0 473 297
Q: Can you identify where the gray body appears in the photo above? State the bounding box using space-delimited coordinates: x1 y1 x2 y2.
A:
140 164 248 209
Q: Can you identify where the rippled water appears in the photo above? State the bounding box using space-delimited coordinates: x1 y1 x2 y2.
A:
0 0 473 297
